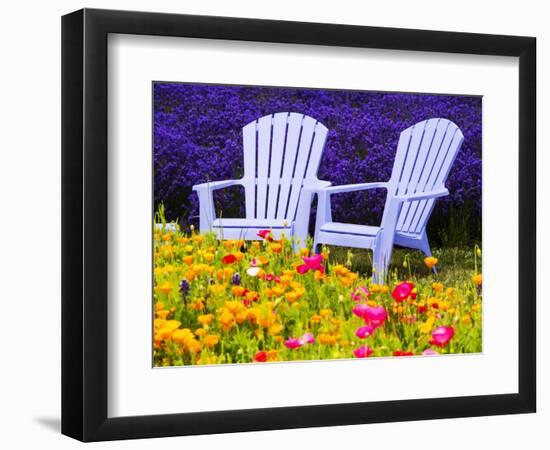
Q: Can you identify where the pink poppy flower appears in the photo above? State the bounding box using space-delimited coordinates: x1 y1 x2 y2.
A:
429 326 455 347
352 303 370 319
364 306 387 328
355 325 375 339
422 348 439 356
297 254 324 274
257 230 273 241
284 337 303 349
391 281 415 302
300 332 316 344
353 345 373 358
351 286 370 302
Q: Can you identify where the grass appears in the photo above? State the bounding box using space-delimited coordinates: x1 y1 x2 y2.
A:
327 245 479 286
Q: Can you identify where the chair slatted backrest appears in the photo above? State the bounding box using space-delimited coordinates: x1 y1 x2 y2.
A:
242 112 328 221
382 118 464 236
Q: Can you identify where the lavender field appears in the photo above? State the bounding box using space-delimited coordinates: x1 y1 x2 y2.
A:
153 82 481 245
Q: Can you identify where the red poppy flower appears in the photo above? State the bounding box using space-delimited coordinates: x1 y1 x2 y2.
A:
254 351 267 362
393 350 414 356
222 254 237 264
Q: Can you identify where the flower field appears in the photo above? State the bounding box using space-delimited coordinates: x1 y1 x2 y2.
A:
153 225 482 367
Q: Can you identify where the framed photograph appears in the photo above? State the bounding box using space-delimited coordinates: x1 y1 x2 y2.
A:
62 8 536 441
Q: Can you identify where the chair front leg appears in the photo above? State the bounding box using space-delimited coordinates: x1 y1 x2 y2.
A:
194 186 216 234
313 190 332 252
373 233 394 284
373 197 403 283
294 191 315 250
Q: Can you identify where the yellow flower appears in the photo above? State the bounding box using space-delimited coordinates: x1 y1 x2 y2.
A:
216 267 234 282
252 241 261 250
472 303 482 312
285 290 300 303
340 273 358 287
222 240 235 250
318 333 337 345
314 270 327 281
203 252 214 262
193 234 204 246
472 274 483 286
271 286 285 297
418 316 436 334
184 245 194 253
446 287 455 298
224 300 243 315
195 327 207 337
333 264 350 277
155 309 170 319
219 310 235 330
280 275 293 285
203 334 220 348
171 328 194 345
155 282 173 295
424 256 438 269
177 236 190 244
380 285 390 294
182 255 194 265
161 233 172 242
187 339 202 353
311 314 322 324
245 291 260 303
231 285 247 297
432 282 444 293
235 310 248 324
438 300 451 311
270 243 283 254
154 318 167 330
190 298 205 311
234 251 245 262
209 284 226 295
268 323 284 336
461 314 472 325
320 308 333 318
257 256 269 266
370 284 381 293
197 314 213 326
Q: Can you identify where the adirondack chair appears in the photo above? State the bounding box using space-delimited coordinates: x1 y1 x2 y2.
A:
192 112 330 246
307 118 464 282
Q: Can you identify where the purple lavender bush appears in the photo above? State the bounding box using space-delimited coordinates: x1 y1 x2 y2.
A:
154 83 481 244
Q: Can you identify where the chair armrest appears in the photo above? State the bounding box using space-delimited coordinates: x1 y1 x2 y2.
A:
317 181 388 194
192 179 241 192
395 188 449 202
302 180 332 193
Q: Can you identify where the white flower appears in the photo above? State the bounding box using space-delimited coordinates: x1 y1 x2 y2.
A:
246 267 260 277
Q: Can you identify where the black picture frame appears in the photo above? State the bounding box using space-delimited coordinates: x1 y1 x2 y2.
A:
62 8 536 442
